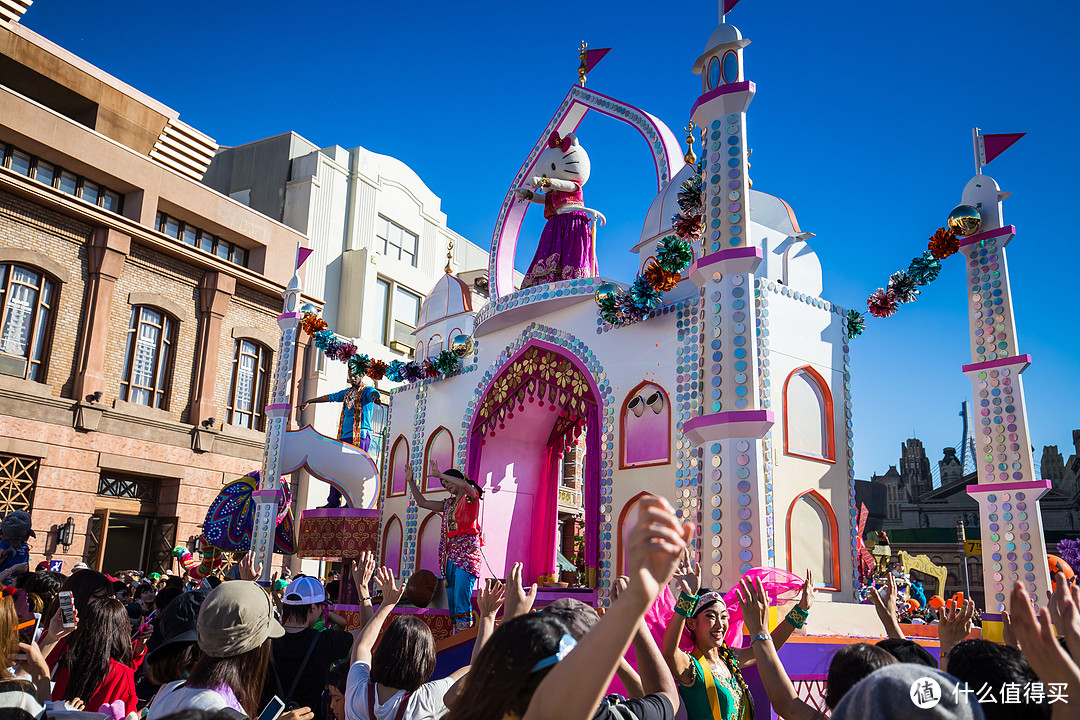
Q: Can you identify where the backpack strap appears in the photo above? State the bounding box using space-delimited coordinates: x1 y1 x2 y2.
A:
269 631 322 700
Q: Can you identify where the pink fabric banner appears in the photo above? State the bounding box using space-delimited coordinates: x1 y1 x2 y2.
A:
585 48 611 75
982 133 1026 166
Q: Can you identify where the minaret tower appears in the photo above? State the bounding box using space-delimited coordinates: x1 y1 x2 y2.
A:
682 0 774 592
955 176 1051 611
251 255 304 583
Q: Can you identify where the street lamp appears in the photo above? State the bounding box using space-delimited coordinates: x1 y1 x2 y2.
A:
58 517 75 550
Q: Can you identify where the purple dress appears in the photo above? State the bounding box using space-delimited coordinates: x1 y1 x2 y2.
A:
522 188 598 288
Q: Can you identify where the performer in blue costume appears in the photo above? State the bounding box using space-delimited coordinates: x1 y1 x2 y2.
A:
300 369 381 507
0 510 34 575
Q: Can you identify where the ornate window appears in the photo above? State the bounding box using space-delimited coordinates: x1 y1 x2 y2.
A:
120 306 176 409
381 515 403 575
422 427 454 493
0 264 58 382
386 436 409 498
97 473 160 504
416 511 442 574
0 453 39 513
227 339 272 430
786 490 839 591
782 366 835 462
620 381 670 468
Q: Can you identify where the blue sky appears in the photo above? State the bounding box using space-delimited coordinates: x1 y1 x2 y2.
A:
20 0 1079 481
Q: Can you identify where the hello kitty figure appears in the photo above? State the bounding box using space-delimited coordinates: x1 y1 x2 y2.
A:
514 131 605 287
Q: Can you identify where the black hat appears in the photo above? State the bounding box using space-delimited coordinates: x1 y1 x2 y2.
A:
876 637 938 667
146 589 209 665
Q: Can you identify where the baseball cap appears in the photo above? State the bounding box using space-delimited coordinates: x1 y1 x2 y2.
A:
72 562 89 571
283 576 326 605
831 664 984 720
197 581 284 657
540 598 600 641
146 589 209 665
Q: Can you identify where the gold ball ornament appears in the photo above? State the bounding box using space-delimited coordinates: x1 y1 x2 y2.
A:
594 282 621 307
450 334 475 359
947 205 982 237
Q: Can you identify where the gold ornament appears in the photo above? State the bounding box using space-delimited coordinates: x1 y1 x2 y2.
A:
578 40 588 86
683 122 697 165
594 282 620 307
947 205 982 237
450 334 475 359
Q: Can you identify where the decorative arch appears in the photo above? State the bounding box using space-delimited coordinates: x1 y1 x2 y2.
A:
427 333 443 357
381 515 403 576
387 435 409 497
782 365 835 463
422 426 454 493
488 84 685 297
619 381 670 469
416 511 442 575
786 489 840 591
616 491 655 576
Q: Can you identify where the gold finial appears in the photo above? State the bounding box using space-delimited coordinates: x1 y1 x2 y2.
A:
746 149 753 188
578 41 588 86
445 240 454 274
683 121 697 165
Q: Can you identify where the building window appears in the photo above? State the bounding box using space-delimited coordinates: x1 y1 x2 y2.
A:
376 215 418 267
786 489 840 591
368 277 421 355
155 212 248 268
0 453 39 513
227 339 271 430
0 264 57 382
97 473 159 504
782 366 835 463
1 142 123 214
120 306 176 409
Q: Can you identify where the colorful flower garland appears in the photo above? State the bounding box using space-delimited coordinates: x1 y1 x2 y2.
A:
849 227 956 339
300 310 462 383
598 161 701 326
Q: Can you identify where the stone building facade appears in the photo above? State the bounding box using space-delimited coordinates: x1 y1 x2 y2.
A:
0 14 310 574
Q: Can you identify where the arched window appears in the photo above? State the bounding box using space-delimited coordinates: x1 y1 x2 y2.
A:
387 436 409 497
382 515 403 576
0 263 58 382
121 306 177 409
786 490 839 591
227 339 272 429
416 511 442 574
422 427 454 493
782 366 834 462
620 382 670 468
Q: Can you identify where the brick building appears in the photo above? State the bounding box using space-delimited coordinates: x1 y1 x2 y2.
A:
0 12 312 574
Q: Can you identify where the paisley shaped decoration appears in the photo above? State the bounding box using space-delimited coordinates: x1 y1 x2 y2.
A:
202 471 295 555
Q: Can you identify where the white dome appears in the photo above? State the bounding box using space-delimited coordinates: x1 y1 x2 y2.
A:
417 272 473 329
703 23 743 53
639 163 696 245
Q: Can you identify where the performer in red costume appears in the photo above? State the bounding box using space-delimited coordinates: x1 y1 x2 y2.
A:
407 460 484 634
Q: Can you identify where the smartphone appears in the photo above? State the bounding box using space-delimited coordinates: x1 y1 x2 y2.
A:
58 590 76 628
14 613 39 660
257 696 285 720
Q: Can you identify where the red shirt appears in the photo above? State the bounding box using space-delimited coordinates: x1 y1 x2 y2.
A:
52 658 137 715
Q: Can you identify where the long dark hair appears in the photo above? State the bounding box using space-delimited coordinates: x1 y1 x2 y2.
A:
0 595 21 667
60 598 132 703
370 615 436 692
186 641 271 717
43 569 113 629
144 641 203 686
443 469 484 499
446 613 566 720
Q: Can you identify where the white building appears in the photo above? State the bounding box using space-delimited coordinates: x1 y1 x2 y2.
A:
203 135 520 549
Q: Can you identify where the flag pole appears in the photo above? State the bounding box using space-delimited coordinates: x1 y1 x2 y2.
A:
972 127 982 175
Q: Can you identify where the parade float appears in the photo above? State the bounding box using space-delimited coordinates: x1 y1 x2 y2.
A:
227 0 1047 710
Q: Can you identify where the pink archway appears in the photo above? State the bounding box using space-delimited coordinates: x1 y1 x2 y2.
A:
465 340 602 588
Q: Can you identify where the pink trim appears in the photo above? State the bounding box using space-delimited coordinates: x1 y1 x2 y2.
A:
265 403 291 410
969 479 1051 494
278 312 302 320
689 81 755 117
690 246 762 283
300 507 379 519
697 246 762 265
962 354 1032 373
958 225 1015 248
252 489 281 498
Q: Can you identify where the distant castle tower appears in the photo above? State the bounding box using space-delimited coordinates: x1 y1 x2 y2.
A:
900 438 932 499
1041 445 1064 484
939 447 964 486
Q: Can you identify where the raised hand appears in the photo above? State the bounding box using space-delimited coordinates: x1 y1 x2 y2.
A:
938 597 975 661
351 550 376 597
735 577 769 636
626 496 693 599
238 551 262 582
1008 582 1080 693
477 579 505 619
504 561 538 620
798 569 816 611
376 566 406 606
429 458 441 478
674 548 701 596
611 575 630 603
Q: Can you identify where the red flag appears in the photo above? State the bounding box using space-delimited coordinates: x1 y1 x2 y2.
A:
296 247 313 269
979 133 1026 167
584 48 611 75
724 0 742 13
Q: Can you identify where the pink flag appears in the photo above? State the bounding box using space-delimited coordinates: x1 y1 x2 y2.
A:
584 48 611 75
980 133 1026 167
296 247 313 269
724 0 742 13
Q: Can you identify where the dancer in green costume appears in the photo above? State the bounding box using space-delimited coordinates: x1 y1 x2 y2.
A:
662 553 815 720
